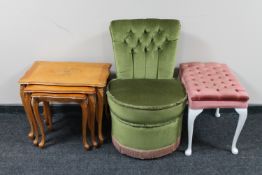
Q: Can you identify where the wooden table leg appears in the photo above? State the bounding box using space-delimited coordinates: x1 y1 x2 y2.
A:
24 92 39 145
96 87 105 145
80 100 90 150
88 94 98 147
32 98 46 148
20 85 34 140
43 101 52 131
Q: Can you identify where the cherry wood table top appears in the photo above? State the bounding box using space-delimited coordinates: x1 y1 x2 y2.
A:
24 85 96 94
19 61 111 87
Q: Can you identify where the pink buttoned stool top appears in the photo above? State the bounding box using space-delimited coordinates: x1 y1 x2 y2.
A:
179 62 249 109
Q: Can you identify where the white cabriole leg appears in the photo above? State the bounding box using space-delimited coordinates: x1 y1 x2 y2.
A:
231 108 248 154
185 108 203 156
215 108 221 117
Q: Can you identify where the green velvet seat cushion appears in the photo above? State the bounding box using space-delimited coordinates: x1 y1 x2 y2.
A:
107 79 187 125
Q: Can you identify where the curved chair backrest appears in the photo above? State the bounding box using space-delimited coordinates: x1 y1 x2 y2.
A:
110 19 180 79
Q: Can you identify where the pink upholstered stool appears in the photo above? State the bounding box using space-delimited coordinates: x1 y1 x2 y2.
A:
180 62 249 156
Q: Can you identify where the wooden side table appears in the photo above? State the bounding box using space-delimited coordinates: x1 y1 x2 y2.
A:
19 61 111 148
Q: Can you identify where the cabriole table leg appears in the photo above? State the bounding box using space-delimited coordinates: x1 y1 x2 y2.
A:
81 100 90 150
32 98 46 148
43 101 52 131
96 87 105 145
20 85 34 140
24 92 39 145
88 94 98 147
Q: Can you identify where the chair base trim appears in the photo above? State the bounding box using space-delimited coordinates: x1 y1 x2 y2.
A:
112 136 180 159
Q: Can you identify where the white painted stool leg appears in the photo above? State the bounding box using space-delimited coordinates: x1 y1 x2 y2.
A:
185 108 203 156
215 108 221 117
231 108 247 154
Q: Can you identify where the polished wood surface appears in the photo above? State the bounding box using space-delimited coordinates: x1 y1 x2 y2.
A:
31 93 95 150
31 93 88 101
32 98 46 148
24 90 39 146
24 85 96 94
20 85 34 140
43 101 52 131
19 61 111 87
87 94 97 147
19 61 111 150
80 100 90 150
96 87 105 144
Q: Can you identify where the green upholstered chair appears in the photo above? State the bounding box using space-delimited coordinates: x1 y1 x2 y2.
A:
107 19 187 159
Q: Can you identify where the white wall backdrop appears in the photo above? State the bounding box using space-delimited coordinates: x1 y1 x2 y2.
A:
0 0 261 104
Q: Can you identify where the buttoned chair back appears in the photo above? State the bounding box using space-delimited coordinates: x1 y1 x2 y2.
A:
110 19 180 79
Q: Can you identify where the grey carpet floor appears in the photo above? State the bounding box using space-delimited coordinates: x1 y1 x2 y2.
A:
0 106 261 175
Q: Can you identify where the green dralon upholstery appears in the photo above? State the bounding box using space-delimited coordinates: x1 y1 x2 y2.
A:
110 19 180 79
108 79 186 124
108 79 186 150
107 19 187 159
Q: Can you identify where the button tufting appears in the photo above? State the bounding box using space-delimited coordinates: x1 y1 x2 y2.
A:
179 62 249 103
